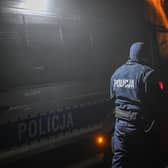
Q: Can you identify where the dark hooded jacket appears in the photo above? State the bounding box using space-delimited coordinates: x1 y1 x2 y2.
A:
110 42 155 116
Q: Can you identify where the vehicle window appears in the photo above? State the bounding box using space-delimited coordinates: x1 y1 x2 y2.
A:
0 14 94 90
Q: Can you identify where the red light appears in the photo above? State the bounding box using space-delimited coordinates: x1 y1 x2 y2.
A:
158 81 164 90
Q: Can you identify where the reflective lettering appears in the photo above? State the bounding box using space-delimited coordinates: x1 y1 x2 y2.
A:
114 79 135 88
39 118 45 136
47 116 50 133
28 120 37 138
52 115 59 132
67 112 74 128
17 111 74 143
18 122 26 142
60 113 66 130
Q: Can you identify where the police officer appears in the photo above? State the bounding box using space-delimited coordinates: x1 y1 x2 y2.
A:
110 42 160 168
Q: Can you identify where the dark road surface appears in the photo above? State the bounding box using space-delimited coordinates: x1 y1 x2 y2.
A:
1 138 112 168
2 148 168 168
2 153 112 168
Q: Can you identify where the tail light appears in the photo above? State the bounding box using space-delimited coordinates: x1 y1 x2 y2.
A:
158 81 164 90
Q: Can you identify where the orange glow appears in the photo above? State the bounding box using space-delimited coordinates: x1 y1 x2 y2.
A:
157 32 168 57
97 137 103 144
145 0 168 28
95 135 106 146
145 0 168 58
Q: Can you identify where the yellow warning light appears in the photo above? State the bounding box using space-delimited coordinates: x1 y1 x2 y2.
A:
95 134 107 146
97 137 104 144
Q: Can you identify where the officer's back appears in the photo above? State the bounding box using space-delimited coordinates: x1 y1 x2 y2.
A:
110 42 154 115
111 42 160 168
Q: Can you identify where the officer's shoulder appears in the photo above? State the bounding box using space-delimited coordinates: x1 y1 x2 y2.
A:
140 64 154 73
141 64 155 81
111 64 125 77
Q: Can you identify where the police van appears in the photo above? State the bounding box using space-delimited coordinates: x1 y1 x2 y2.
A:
0 0 167 166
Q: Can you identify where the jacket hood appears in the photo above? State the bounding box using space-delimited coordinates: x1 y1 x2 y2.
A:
128 42 146 63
